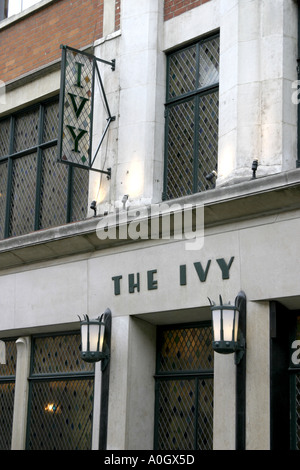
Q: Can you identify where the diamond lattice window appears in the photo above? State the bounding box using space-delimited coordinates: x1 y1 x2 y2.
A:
0 97 89 239
163 34 219 200
26 333 94 450
155 323 214 450
0 339 17 450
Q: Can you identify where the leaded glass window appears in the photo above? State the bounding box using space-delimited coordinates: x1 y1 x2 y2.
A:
26 333 94 450
154 323 214 450
0 339 17 450
163 34 219 200
290 315 300 450
0 97 89 239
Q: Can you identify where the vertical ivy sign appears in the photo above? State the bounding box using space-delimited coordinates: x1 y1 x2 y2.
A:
58 45 115 175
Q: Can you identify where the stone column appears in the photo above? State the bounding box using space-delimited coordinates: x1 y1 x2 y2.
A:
246 301 270 449
11 337 31 450
115 0 165 207
106 316 156 449
218 0 298 186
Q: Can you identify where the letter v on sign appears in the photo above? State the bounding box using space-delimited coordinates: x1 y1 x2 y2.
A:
68 93 89 119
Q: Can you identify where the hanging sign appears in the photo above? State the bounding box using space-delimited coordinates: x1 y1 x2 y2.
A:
57 45 115 176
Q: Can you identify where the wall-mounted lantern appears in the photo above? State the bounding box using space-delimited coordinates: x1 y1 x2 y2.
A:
79 308 111 371
209 291 246 365
209 291 247 450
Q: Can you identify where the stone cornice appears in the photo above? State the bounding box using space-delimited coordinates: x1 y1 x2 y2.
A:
0 169 299 271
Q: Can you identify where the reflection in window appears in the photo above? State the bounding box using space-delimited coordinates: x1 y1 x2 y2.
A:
163 34 219 200
26 333 95 450
7 0 41 17
0 97 89 239
0 339 17 450
155 324 214 450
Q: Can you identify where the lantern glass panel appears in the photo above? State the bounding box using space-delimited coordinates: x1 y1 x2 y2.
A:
222 309 235 342
81 324 88 352
89 323 100 352
99 324 105 352
233 310 239 343
212 309 221 342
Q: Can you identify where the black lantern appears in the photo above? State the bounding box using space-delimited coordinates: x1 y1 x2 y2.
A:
209 291 246 364
79 308 111 370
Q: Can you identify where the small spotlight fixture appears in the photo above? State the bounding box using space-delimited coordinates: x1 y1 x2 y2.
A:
206 170 218 188
251 159 258 179
90 200 97 216
122 194 129 210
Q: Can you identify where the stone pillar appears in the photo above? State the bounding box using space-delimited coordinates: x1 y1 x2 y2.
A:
106 316 156 449
218 0 298 187
11 337 31 450
115 0 165 207
213 353 236 449
246 301 270 449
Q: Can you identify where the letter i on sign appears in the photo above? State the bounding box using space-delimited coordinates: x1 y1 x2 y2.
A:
75 62 84 88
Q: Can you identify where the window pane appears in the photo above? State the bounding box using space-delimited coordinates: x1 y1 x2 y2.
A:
197 378 214 449
27 379 94 450
43 101 59 143
197 91 219 192
156 377 214 451
199 37 220 88
166 99 195 199
27 334 94 451
13 108 39 153
0 383 15 450
7 0 21 16
71 167 89 222
158 326 213 373
0 118 10 157
9 153 37 237
164 35 219 200
39 146 68 230
168 44 197 99
7 0 40 17
0 340 17 377
155 326 214 451
0 340 17 451
31 334 94 375
22 0 41 10
0 161 8 239
156 379 196 450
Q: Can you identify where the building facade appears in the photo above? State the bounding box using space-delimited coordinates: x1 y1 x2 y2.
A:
0 0 300 451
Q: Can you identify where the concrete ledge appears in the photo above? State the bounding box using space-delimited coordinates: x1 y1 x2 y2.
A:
0 169 299 270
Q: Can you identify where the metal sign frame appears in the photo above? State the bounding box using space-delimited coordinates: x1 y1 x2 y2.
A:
58 45 115 177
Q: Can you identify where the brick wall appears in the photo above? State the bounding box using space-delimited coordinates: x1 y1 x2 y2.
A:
164 0 211 21
0 0 104 84
115 0 121 31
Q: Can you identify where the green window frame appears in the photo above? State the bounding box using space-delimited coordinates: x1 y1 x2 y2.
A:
154 322 214 450
163 33 219 201
26 332 95 450
0 96 89 240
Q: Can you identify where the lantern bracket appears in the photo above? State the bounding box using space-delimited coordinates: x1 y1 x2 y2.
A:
234 291 246 365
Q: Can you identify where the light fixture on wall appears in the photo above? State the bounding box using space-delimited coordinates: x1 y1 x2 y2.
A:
90 200 97 217
209 291 246 450
122 194 129 210
205 170 218 188
251 159 258 179
79 308 111 370
209 291 246 365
